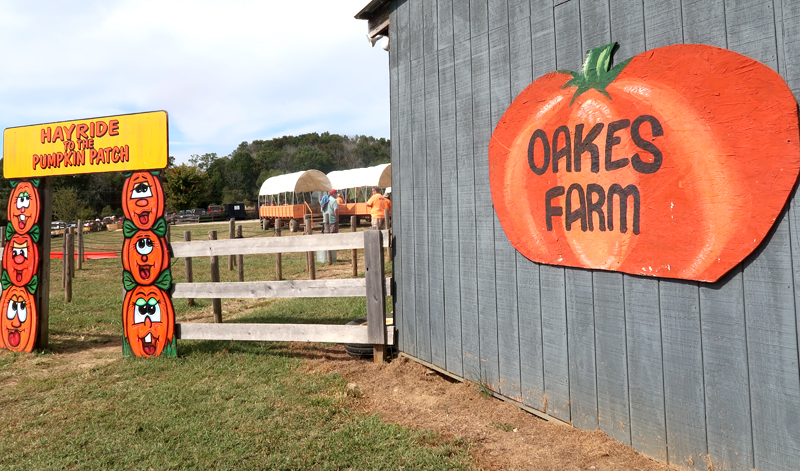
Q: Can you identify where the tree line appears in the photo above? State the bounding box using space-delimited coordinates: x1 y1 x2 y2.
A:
0 132 390 222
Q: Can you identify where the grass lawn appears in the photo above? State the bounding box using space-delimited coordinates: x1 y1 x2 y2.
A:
0 221 474 470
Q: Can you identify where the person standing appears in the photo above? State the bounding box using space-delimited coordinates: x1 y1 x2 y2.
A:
384 191 392 216
366 186 386 230
323 189 339 233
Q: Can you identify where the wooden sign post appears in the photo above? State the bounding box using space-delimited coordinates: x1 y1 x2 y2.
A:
2 111 173 356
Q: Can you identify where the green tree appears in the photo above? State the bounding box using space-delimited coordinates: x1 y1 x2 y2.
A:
291 146 334 173
222 188 249 205
227 150 258 197
77 206 96 221
188 153 219 172
52 188 89 222
163 164 210 211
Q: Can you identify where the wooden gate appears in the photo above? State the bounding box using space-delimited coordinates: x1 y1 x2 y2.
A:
169 229 393 362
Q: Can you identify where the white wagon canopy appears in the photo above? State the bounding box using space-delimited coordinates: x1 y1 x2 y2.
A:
326 163 391 193
258 169 332 197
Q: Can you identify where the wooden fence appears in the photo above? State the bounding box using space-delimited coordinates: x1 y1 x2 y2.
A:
169 229 394 361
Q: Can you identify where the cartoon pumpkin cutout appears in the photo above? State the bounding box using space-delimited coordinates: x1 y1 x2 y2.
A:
122 231 170 286
7 181 40 235
3 233 39 286
1 286 37 352
123 285 174 357
123 171 164 230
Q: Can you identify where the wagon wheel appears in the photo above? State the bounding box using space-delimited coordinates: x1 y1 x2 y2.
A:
289 219 299 233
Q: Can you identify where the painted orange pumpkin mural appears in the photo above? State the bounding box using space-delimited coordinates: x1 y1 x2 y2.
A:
1 285 37 352
3 233 39 286
122 231 170 286
122 171 164 230
122 285 174 357
7 181 40 235
489 43 800 282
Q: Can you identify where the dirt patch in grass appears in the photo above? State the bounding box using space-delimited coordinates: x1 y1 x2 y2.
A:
298 344 675 471
16 333 675 470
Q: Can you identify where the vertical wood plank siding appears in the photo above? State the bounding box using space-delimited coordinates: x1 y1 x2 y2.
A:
424 0 446 369
388 0 800 469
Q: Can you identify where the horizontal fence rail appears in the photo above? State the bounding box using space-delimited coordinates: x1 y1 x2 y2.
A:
172 278 393 299
170 230 390 257
175 323 394 344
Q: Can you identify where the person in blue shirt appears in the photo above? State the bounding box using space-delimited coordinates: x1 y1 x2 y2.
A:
323 189 339 233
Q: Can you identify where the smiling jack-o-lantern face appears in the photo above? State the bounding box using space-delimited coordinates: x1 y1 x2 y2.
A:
0 286 37 352
123 172 164 230
3 234 39 287
7 182 40 235
123 285 174 357
122 231 169 285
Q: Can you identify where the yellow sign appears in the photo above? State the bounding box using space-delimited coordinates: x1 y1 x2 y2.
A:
3 111 168 178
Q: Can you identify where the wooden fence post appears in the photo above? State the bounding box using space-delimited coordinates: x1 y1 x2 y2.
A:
351 216 358 277
62 227 69 288
76 219 83 270
65 232 74 302
79 224 85 269
275 219 282 281
37 178 53 348
236 225 244 282
323 213 333 265
304 214 315 280
209 230 222 322
69 229 75 281
384 209 391 263
364 230 386 363
228 218 235 270
304 215 310 273
184 231 194 307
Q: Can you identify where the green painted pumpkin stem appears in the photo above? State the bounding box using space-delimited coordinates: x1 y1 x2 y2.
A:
558 42 631 106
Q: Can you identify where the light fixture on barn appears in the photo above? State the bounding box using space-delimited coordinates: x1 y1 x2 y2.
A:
367 34 383 47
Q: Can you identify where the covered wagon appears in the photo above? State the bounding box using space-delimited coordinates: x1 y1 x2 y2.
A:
257 170 331 232
326 163 391 224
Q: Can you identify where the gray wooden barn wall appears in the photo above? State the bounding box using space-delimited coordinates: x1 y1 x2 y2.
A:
387 0 800 469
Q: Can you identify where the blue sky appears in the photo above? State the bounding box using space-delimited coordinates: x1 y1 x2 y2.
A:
0 0 390 165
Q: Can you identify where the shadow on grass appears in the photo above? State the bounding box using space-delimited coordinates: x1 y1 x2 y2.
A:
176 337 368 363
231 313 359 325
44 331 121 355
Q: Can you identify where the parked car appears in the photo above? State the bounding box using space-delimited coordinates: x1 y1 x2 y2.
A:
51 221 66 237
165 211 177 224
208 205 224 216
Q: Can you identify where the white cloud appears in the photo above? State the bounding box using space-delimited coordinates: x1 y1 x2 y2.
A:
0 0 389 164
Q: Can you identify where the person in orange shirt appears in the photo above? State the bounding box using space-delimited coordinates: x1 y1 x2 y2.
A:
366 186 386 230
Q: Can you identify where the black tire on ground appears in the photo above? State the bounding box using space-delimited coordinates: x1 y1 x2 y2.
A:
289 219 298 233
343 317 395 358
